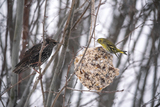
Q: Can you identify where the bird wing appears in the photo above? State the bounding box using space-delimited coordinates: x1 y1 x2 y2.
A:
15 43 42 67
105 43 113 52
24 43 42 56
106 43 120 57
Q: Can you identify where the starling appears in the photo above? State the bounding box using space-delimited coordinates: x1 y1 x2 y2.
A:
13 38 58 74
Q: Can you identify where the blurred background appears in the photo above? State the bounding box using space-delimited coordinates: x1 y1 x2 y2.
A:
0 0 160 107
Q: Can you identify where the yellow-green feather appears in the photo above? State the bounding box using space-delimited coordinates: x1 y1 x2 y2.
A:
97 38 127 56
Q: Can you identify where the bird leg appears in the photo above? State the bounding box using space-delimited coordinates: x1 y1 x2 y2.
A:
32 67 40 74
32 68 43 79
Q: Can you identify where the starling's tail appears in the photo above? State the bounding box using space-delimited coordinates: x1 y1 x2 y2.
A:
13 66 29 74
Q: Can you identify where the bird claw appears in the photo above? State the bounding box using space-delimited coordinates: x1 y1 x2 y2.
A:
37 62 42 66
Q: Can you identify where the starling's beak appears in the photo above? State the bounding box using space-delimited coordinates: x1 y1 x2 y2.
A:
53 41 64 46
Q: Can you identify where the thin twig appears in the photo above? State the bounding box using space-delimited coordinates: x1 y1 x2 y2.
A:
62 2 91 107
63 57 75 107
78 0 89 10
67 78 78 105
0 98 5 107
23 44 62 107
50 0 77 106
67 0 102 84
71 2 91 30
91 0 95 47
142 93 160 107
66 87 124 93
37 0 49 106
0 72 36 97
51 0 103 105
79 96 99 107
116 22 145 45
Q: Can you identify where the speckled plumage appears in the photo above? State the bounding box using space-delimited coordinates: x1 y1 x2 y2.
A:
13 38 58 74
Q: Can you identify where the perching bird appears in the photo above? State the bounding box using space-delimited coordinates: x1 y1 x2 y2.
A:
13 38 58 74
97 38 127 57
